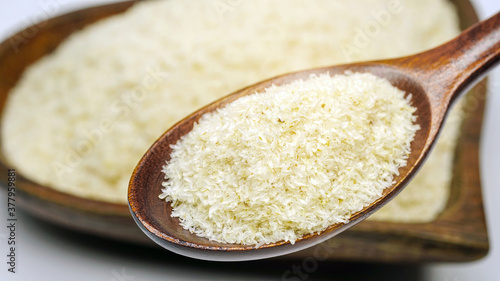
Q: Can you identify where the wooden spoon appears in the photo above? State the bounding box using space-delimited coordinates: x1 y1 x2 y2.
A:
128 11 500 261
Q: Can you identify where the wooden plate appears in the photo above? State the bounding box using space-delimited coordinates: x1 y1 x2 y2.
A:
0 0 488 262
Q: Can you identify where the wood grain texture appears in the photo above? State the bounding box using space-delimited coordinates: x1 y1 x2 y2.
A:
0 0 491 262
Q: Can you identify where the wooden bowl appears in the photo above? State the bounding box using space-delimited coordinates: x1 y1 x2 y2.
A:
0 0 488 261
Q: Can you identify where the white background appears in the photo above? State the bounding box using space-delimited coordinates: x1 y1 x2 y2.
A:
0 0 499 280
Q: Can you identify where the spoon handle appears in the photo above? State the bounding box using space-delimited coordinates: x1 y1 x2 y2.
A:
404 11 500 106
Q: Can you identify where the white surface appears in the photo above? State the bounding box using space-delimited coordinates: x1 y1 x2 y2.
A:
0 0 499 280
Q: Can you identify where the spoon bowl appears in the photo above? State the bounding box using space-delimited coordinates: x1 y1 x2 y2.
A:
128 11 499 261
